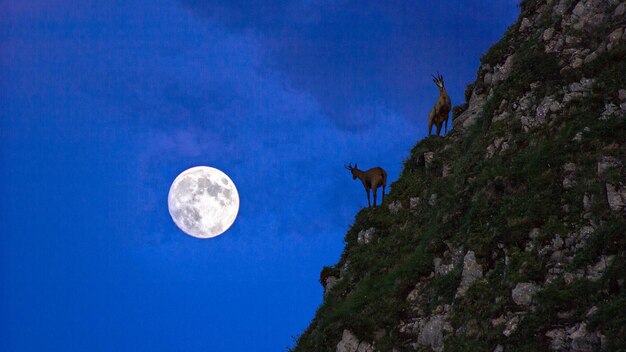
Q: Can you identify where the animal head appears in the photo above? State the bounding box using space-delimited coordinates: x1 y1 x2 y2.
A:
345 163 359 180
432 72 445 90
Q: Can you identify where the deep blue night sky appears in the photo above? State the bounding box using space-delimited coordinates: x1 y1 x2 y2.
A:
1 1 519 351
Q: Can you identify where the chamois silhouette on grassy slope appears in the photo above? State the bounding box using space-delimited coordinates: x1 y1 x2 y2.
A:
428 72 451 136
345 163 387 208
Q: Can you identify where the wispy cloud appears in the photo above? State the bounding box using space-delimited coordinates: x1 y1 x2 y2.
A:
177 0 519 130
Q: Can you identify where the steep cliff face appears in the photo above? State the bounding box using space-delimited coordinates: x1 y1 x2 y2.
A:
292 1 626 351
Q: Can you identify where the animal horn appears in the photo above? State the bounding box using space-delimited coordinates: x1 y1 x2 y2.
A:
345 163 353 170
432 74 438 83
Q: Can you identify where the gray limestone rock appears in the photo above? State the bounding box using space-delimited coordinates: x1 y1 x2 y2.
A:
614 3 626 18
600 103 620 119
547 320 604 349
429 194 438 206
492 55 515 84
340 260 350 276
546 34 565 53
491 315 506 327
563 91 583 104
562 162 577 189
607 27 624 50
572 126 589 142
583 193 593 212
388 200 403 214
486 137 506 158
434 257 454 276
586 306 598 318
456 251 483 298
529 228 541 239
584 50 599 64
565 35 582 46
519 17 532 32
492 111 511 123
512 282 539 306
358 228 376 244
571 56 584 69
409 197 420 209
503 314 521 337
454 91 486 131
536 96 557 122
569 323 601 352
578 226 595 244
552 235 564 250
579 77 595 90
417 315 446 352
572 1 586 17
546 328 568 350
569 82 584 93
423 152 435 169
571 0 609 30
484 72 493 86
406 282 423 302
606 183 626 212
543 27 555 42
554 0 569 16
336 330 374 352
324 276 338 296
586 255 616 281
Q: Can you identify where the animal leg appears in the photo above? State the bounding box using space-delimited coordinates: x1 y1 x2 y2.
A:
366 189 371 208
444 117 448 134
373 189 377 207
382 185 385 204
428 111 433 136
436 121 442 136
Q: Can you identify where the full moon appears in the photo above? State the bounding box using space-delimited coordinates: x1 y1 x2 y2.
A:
168 166 240 239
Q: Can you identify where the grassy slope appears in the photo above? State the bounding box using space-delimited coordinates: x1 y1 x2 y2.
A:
292 1 626 350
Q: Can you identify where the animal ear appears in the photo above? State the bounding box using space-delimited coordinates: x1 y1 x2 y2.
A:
432 74 437 84
355 163 358 169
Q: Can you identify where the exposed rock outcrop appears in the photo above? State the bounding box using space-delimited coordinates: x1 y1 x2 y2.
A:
456 251 483 298
357 228 376 244
336 330 374 352
511 282 539 306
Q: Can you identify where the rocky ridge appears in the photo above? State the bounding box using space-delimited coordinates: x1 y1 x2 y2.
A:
293 0 625 351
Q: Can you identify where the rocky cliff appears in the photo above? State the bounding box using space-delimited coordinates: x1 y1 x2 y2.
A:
292 0 626 351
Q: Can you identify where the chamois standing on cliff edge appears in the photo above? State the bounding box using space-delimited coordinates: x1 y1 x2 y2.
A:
428 73 451 136
345 163 387 208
